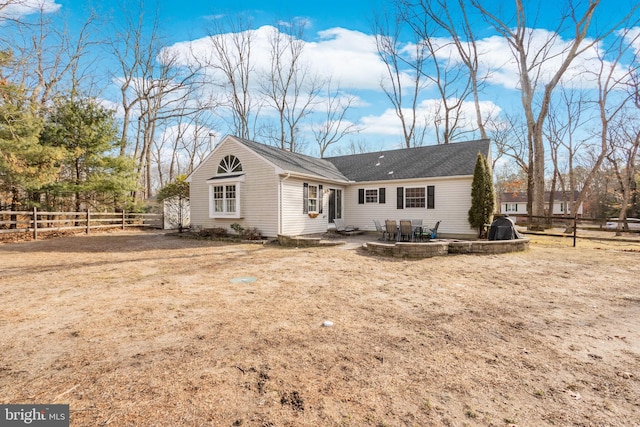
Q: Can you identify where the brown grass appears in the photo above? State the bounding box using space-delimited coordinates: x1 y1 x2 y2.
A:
1 230 639 426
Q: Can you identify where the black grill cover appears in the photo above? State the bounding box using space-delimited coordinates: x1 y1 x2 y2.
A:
488 216 523 240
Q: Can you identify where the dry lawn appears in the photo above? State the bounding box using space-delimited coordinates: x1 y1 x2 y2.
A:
1 230 639 426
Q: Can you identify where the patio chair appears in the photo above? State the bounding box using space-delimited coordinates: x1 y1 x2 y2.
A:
411 219 423 240
334 218 357 234
384 219 397 241
420 220 441 240
373 219 388 241
399 220 413 241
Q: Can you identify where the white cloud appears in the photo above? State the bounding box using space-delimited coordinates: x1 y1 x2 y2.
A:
305 28 388 90
358 98 502 138
0 0 60 20
163 26 388 92
620 26 640 63
436 29 632 91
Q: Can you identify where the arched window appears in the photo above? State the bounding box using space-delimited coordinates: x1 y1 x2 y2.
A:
208 155 244 218
217 155 242 174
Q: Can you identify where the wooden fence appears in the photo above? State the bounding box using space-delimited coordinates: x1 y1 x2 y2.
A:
510 215 639 247
0 208 163 240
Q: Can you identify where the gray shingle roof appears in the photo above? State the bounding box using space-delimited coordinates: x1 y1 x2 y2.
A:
233 136 490 183
325 139 491 182
232 137 349 182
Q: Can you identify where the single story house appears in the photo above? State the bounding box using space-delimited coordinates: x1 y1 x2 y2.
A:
500 191 584 217
187 135 492 239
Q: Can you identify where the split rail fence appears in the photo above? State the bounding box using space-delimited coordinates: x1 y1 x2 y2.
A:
0 208 163 240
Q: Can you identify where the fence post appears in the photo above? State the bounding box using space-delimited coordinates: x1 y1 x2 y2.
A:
122 210 126 230
86 209 91 235
573 216 577 247
33 207 38 240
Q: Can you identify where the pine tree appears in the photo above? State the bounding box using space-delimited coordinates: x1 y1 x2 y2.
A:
0 82 63 210
468 153 495 237
40 97 136 211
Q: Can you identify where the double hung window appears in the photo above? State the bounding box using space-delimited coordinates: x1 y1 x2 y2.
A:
208 155 244 218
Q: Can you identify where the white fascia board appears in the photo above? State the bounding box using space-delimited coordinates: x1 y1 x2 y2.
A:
185 134 234 182
277 171 350 185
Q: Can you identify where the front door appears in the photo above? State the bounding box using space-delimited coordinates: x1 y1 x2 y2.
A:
328 189 342 224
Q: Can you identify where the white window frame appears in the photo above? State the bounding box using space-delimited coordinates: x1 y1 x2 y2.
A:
364 188 379 204
405 187 426 208
207 175 245 219
308 184 319 213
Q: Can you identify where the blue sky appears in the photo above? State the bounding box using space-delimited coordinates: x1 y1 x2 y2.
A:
4 0 640 159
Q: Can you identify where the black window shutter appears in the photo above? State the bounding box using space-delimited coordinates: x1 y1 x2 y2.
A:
303 183 309 213
396 187 404 209
318 185 323 213
379 188 386 204
427 185 435 209
358 188 365 204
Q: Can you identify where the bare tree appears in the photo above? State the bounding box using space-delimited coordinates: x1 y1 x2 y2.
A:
469 0 636 227
492 111 529 177
109 1 205 198
570 24 640 229
312 81 361 158
259 23 323 152
153 101 215 188
400 0 481 144
373 9 430 147
544 88 588 220
206 15 260 140
415 0 488 139
6 5 98 112
606 91 640 233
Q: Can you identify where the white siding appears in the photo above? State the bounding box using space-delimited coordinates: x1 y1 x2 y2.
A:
501 202 526 215
344 177 477 238
280 178 343 235
189 139 280 237
500 201 583 216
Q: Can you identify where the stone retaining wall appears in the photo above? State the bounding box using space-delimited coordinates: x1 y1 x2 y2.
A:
365 241 449 258
365 238 529 258
277 234 344 248
278 235 321 247
447 239 529 255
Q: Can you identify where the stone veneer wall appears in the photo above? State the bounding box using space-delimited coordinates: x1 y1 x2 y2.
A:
365 239 529 258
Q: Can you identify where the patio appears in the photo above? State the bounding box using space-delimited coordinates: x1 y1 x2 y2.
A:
278 231 530 257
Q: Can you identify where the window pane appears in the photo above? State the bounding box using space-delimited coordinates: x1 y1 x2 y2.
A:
218 155 243 174
365 189 378 203
405 187 425 208
214 185 223 199
307 185 318 212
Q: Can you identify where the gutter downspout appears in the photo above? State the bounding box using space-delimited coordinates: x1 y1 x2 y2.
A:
279 173 291 236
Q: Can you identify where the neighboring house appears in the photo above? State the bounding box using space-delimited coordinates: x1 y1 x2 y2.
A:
500 191 584 217
187 135 492 239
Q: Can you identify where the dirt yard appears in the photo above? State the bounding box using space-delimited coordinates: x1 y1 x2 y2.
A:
1 230 639 426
